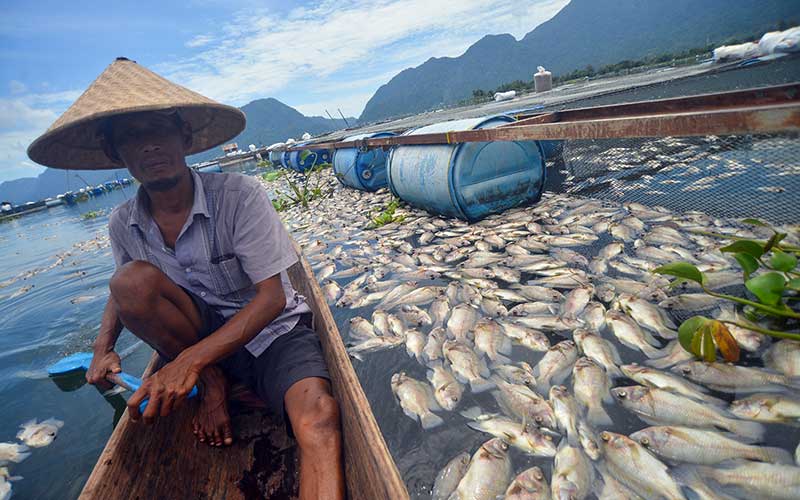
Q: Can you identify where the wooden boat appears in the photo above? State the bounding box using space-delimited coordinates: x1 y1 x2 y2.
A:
79 250 409 499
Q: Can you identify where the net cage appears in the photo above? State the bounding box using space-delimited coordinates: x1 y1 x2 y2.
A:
543 132 800 226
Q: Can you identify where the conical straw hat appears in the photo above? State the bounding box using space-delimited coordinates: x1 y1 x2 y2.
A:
27 57 246 170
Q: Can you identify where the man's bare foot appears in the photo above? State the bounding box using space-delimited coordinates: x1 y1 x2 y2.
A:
191 366 233 447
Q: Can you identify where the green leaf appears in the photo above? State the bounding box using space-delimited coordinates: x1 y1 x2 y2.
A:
745 272 786 306
679 316 709 352
764 232 787 253
788 278 800 291
700 328 717 362
742 218 773 229
734 253 759 280
771 250 798 272
653 262 706 286
720 240 764 259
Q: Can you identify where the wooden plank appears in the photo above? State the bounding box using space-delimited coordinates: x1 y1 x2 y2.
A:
80 250 408 499
287 246 410 500
80 356 298 500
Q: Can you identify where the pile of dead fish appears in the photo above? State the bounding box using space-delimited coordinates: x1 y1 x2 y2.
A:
0 418 64 499
264 170 800 500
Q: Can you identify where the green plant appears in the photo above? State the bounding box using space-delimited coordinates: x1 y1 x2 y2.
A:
81 210 103 220
654 219 800 362
262 170 281 182
369 198 406 228
271 196 290 212
272 164 333 210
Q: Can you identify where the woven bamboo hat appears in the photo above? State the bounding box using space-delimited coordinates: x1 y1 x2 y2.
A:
27 57 246 170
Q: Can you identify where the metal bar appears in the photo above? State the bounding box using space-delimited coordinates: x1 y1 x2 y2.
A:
507 82 800 125
285 103 800 151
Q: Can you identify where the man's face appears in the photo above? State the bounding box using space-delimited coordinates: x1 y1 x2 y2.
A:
108 111 191 192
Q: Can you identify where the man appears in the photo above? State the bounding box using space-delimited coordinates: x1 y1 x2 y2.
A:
27 58 344 499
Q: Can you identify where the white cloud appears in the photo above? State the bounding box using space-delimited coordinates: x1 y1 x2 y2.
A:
185 34 215 48
162 0 569 115
0 90 78 182
9 80 27 94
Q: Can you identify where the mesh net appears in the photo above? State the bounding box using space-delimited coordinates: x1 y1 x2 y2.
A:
543 132 800 225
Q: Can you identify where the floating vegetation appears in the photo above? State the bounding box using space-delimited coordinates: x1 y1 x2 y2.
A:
80 210 103 220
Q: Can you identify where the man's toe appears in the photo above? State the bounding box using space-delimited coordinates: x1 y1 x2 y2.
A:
223 423 233 446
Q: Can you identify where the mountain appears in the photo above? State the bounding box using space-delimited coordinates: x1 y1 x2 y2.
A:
359 0 798 123
1 98 352 203
0 168 130 205
187 98 352 164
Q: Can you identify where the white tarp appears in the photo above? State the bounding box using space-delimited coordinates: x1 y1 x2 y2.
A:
713 42 761 62
493 90 516 102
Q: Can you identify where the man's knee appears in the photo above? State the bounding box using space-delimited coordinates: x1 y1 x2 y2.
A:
109 260 164 316
294 393 341 451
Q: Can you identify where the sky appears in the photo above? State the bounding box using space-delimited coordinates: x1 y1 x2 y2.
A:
0 0 569 182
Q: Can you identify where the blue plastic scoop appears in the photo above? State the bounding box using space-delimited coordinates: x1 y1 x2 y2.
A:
47 352 199 413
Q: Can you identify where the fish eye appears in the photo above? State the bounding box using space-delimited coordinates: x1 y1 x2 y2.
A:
544 435 553 441
616 390 627 398
640 437 650 446
681 366 691 374
451 397 458 402
535 416 544 424
600 432 610 441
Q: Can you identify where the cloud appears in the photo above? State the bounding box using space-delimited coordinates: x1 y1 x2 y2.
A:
0 90 78 182
9 80 27 94
163 0 569 115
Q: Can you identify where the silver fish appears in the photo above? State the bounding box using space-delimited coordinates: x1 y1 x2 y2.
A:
617 294 677 339
561 285 593 319
729 393 800 423
454 438 512 500
549 385 580 445
16 418 63 448
430 296 451 327
390 372 444 430
620 364 724 406
509 302 559 317
492 362 536 388
347 335 405 361
583 301 607 331
405 328 426 361
611 386 764 440
764 340 800 377
510 284 566 303
498 321 550 352
552 440 594 500
432 452 470 500
491 376 557 429
443 340 493 393
534 341 578 393
631 426 793 465
694 461 800 500
348 317 375 340
446 304 480 342
673 362 800 393
573 329 623 379
659 293 723 312
423 327 447 362
474 318 512 363
605 310 664 358
599 431 686 500
427 361 463 411
504 466 550 500
398 304 433 327
572 357 612 426
461 408 556 457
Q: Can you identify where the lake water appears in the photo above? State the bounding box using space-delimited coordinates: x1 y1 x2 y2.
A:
0 187 152 499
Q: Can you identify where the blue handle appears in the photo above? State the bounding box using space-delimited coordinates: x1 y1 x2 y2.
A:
138 384 199 414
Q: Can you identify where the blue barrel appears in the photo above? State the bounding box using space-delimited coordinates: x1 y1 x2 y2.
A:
288 144 332 172
387 115 546 221
332 132 396 191
280 151 292 169
268 150 283 165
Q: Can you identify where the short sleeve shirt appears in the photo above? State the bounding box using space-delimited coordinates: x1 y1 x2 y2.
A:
108 169 311 356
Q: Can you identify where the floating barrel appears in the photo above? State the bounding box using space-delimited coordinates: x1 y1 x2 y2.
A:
280 151 292 170
387 115 546 221
288 143 332 172
269 150 283 165
332 132 396 191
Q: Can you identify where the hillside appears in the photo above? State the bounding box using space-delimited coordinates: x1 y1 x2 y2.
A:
2 98 351 203
187 98 352 164
359 0 798 123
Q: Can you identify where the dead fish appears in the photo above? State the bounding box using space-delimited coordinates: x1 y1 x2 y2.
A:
572 357 613 426
673 362 800 394
605 310 665 359
498 321 550 352
473 318 512 363
552 440 594 500
492 362 536 388
573 329 623 379
443 340 493 393
729 393 800 423
693 460 800 500
534 340 578 393
390 372 444 430
620 364 724 406
16 418 63 448
617 294 677 339
461 408 556 457
432 452 470 500
427 361 463 411
453 438 512 500
446 304 480 342
504 466 550 500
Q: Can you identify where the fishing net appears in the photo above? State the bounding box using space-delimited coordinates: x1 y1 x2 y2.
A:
543 132 800 225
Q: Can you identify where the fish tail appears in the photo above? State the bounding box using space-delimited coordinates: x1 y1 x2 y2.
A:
459 406 484 420
586 405 613 427
755 445 794 464
420 411 445 430
470 377 495 394
724 417 765 442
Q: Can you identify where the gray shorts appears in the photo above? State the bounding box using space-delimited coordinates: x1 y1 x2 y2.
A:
184 288 331 432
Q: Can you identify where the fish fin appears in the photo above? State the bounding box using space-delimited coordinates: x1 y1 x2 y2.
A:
637 415 667 427
348 351 364 362
470 377 495 394
498 334 513 355
401 407 420 422
479 357 491 378
420 412 445 430
722 418 765 442
641 342 668 359
10 451 31 464
608 342 623 365
606 364 624 380
460 406 484 420
465 421 486 433
453 372 469 385
492 391 514 417
586 405 613 427
645 355 678 369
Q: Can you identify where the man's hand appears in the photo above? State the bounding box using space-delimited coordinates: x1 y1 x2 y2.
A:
86 350 122 385
127 355 201 423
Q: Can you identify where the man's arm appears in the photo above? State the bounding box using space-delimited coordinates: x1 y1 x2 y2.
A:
86 297 124 384
127 274 286 420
